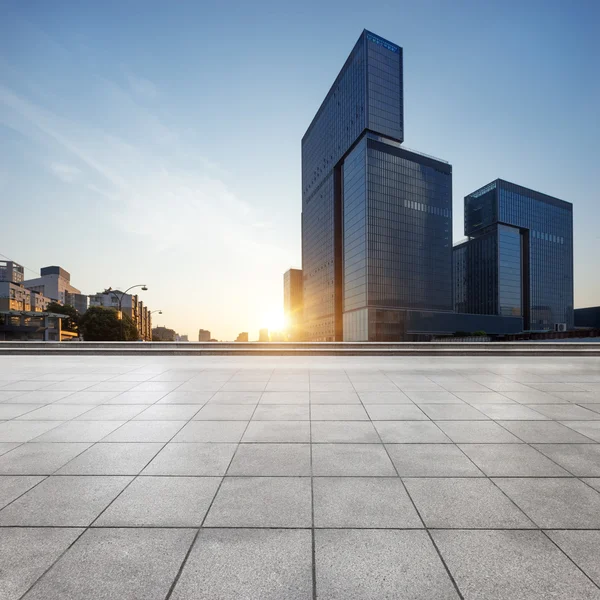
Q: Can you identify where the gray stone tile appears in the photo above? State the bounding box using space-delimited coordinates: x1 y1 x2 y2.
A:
242 421 310 442
405 391 463 404
533 443 600 476
310 404 368 421
357 391 412 404
547 530 600 587
57 443 163 475
85 381 137 392
133 404 201 420
178 381 224 392
459 444 570 476
560 421 600 441
105 391 166 404
549 391 600 402
310 382 356 392
311 421 380 443
0 420 62 442
157 391 213 404
498 420 595 443
101 420 186 442
0 527 84 600
227 443 311 476
503 390 565 404
170 528 312 600
404 478 534 528
419 404 489 420
0 404 45 419
252 404 309 420
581 404 600 414
0 442 20 456
0 390 26 402
0 475 131 526
222 381 268 392
534 404 600 420
352 381 400 392
15 404 93 420
260 391 310 404
315 529 459 600
23 528 195 600
314 477 422 527
128 381 183 393
31 421 126 442
193 404 255 420
0 475 45 509
95 476 221 527
364 404 427 420
171 420 246 442
54 390 122 404
0 443 91 475
437 380 491 392
436 421 523 443
312 444 396 476
208 391 261 404
310 391 360 404
529 382 587 392
0 381 53 391
472 403 549 420
142 443 236 476
432 530 600 600
73 404 149 420
395 381 445 391
480 381 533 392
455 391 516 404
204 477 311 527
374 421 451 443
583 478 600 492
494 477 600 528
386 443 483 477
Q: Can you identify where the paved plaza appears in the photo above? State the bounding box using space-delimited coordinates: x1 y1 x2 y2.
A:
1 354 600 599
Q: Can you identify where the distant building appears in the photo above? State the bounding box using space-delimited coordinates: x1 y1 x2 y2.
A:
198 329 211 342
23 266 81 305
454 179 574 331
152 326 176 341
574 307 600 330
0 311 67 341
236 332 249 342
65 292 88 314
270 331 286 342
0 281 32 311
258 328 269 342
0 260 24 284
176 334 189 342
89 290 152 341
0 260 55 317
284 268 303 341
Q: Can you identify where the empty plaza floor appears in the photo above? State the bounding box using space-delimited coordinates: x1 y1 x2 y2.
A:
1 354 600 599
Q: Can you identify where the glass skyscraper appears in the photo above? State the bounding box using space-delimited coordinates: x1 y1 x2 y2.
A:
302 30 453 341
454 179 573 330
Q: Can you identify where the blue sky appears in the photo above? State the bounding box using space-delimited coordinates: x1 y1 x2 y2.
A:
1 0 598 340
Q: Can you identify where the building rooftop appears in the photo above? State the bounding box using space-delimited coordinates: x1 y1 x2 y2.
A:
0 354 599 598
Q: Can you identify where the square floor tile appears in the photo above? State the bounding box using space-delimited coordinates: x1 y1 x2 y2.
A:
0 527 84 600
459 444 570 477
0 475 45 509
533 443 600 476
418 404 488 420
310 382 355 392
0 475 131 526
204 477 311 527
54 391 122 404
208 391 261 404
221 382 267 392
546 530 600 587
0 442 91 475
0 421 62 442
405 391 463 404
242 421 310 442
503 391 565 404
436 421 522 443
352 381 399 392
404 478 534 528
252 405 309 420
386 444 483 477
227 443 311 476
497 420 595 443
74 405 149 420
101 421 186 442
357 391 412 404
157 391 213 404
170 528 312 600
533 405 600 420
171 420 246 442
310 391 360 404
455 392 516 404
193 404 255 420
15 404 93 421
31 421 126 443
23 528 195 600
310 405 368 421
374 421 451 443
432 530 600 600
142 443 236 476
314 477 422 527
494 477 600 528
315 529 459 600
364 404 427 420
133 405 201 420
560 421 600 442
57 443 163 475
105 391 166 404
312 444 396 476
128 381 183 393
470 403 549 420
311 421 380 443
0 404 45 419
95 476 221 527
260 392 309 404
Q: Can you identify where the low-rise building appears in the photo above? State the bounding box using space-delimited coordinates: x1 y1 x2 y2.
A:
198 329 211 342
23 266 82 305
258 328 269 342
235 332 249 342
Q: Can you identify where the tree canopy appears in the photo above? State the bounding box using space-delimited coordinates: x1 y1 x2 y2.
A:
46 302 79 332
79 306 139 341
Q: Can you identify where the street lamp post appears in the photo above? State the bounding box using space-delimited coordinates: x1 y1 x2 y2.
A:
149 310 162 341
104 285 148 341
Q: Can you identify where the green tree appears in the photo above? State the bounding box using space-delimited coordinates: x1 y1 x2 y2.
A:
46 302 79 332
79 306 139 341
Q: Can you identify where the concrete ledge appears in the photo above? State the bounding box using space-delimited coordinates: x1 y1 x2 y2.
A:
1 341 599 356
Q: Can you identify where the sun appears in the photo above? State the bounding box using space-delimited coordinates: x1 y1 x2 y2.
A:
262 308 286 332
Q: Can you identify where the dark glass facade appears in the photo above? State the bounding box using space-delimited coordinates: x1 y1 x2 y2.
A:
301 30 403 341
457 179 573 330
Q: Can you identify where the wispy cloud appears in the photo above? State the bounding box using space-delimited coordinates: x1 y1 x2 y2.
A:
49 162 80 183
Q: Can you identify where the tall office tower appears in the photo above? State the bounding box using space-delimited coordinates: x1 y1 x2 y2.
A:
454 179 573 330
283 268 303 340
302 30 452 341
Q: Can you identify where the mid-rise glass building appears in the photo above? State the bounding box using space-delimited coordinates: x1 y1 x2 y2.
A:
302 30 454 341
454 179 573 330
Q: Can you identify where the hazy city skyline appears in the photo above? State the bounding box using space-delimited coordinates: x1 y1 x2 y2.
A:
1 0 598 340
